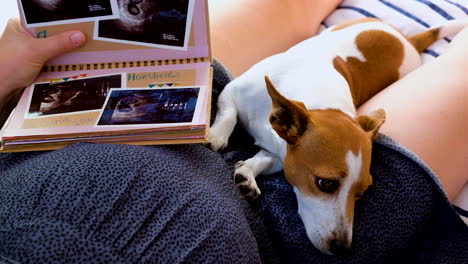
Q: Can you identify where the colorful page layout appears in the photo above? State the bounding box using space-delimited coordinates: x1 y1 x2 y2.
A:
3 62 211 138
17 0 210 65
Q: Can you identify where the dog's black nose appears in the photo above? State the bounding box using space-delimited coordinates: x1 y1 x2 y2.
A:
329 239 352 255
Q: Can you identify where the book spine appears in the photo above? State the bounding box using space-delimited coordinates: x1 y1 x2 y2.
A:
42 57 210 72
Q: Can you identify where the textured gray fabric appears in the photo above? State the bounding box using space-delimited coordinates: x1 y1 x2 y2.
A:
0 143 262 264
375 133 445 191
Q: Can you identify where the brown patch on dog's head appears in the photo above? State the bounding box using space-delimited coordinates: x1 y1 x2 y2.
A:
279 108 381 197
264 76 385 254
264 76 384 197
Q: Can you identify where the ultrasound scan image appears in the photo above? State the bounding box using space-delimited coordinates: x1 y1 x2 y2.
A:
28 74 122 117
98 87 200 125
21 0 116 25
98 0 191 48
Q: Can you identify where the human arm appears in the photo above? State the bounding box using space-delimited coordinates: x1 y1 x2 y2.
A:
0 18 86 124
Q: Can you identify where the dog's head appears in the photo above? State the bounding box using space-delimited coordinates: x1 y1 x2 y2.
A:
265 76 385 255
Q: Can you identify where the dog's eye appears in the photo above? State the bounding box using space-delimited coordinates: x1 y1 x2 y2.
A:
315 178 340 194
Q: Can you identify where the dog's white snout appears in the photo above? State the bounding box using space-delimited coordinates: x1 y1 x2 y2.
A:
294 186 355 255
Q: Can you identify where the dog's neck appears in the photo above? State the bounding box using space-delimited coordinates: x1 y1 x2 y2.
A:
275 63 358 118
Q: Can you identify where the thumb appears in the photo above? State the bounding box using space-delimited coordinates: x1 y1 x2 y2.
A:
33 31 86 62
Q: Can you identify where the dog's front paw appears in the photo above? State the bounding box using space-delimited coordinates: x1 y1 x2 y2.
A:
208 126 230 151
208 136 229 151
235 174 261 199
233 161 261 199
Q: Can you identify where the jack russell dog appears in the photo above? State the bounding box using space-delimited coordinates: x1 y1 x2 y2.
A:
209 18 468 255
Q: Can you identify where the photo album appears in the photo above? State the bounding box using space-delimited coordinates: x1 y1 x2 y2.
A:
1 0 212 152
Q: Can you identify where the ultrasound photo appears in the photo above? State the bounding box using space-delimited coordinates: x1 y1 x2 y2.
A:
97 87 200 125
27 74 123 117
21 0 119 26
96 0 194 49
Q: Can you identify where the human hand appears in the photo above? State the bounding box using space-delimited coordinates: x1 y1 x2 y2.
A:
0 18 86 102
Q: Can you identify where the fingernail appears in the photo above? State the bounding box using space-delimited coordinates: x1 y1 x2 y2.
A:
70 32 85 46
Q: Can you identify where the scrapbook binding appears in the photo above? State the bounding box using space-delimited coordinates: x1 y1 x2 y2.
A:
0 0 212 152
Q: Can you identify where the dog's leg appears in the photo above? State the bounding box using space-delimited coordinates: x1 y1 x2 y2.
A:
234 149 282 198
209 85 238 151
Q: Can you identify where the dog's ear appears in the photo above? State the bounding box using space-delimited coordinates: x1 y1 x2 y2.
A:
356 109 386 141
265 76 310 144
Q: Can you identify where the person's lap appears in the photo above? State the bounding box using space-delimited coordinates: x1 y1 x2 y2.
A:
1 0 467 262
0 51 466 264
0 143 261 263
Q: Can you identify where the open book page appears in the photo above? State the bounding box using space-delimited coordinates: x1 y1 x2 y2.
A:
2 62 211 139
17 0 210 65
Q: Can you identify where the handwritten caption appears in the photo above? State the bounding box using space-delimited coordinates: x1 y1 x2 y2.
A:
127 71 181 81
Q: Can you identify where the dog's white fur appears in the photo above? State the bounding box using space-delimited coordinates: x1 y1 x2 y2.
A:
211 22 407 176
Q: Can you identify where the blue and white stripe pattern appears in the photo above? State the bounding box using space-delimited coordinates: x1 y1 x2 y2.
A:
320 0 468 63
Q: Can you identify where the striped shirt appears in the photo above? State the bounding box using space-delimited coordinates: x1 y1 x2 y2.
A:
319 0 468 63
